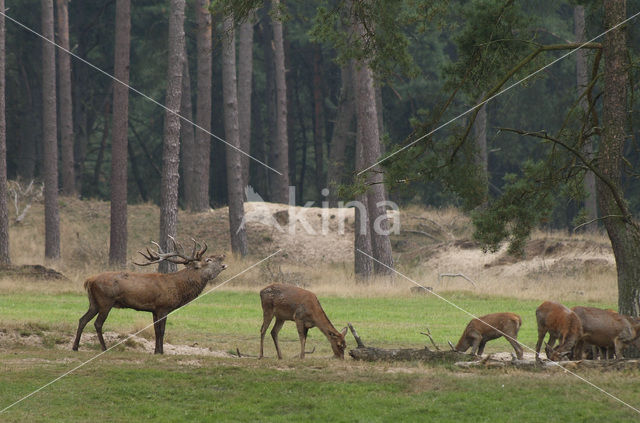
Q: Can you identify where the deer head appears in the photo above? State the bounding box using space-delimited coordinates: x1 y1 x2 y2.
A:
135 237 227 279
328 327 349 359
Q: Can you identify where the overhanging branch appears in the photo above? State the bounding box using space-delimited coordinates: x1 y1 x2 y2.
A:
498 127 635 228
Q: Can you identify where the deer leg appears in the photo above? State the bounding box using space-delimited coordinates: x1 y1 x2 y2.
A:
613 339 624 360
469 334 482 357
72 305 98 351
476 339 487 356
93 309 111 351
259 310 275 359
506 336 524 360
153 311 168 354
296 320 308 359
535 329 547 361
270 318 285 360
544 334 558 359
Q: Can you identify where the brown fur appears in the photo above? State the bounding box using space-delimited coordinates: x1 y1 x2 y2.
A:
259 283 347 359
454 312 523 359
535 301 583 361
72 255 226 354
572 306 639 359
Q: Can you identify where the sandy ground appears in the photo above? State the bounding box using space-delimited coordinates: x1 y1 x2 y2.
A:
0 329 234 357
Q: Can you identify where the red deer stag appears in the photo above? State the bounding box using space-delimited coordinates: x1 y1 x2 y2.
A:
450 313 523 359
259 283 348 359
72 239 226 354
535 301 583 361
571 307 640 360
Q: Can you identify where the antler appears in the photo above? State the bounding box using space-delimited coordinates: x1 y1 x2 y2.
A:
134 236 206 266
189 238 208 260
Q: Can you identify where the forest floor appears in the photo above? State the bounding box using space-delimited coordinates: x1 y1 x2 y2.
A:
2 198 636 421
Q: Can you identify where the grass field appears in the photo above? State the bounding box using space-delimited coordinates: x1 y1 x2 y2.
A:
1 200 638 421
2 286 640 421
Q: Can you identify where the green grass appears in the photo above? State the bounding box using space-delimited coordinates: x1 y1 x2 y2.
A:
2 289 635 421
0 289 617 355
1 352 639 422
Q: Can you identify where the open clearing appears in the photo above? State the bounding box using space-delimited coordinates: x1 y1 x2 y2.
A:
1 200 639 421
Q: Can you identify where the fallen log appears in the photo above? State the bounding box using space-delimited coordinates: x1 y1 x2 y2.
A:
347 323 470 363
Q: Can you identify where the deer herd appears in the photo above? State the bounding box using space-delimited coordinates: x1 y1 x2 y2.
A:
71 239 640 362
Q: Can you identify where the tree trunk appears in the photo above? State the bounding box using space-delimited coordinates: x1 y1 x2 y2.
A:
42 0 60 260
354 124 373 279
0 0 9 264
73 22 89 194
375 82 384 142
599 0 640 316
260 13 276 200
575 5 598 228
312 46 325 201
269 0 289 204
293 73 310 202
222 15 248 256
473 97 488 205
238 11 254 189
56 0 75 196
353 52 393 276
192 0 212 211
327 64 355 206
93 103 110 189
159 0 185 274
108 0 131 268
180 52 195 209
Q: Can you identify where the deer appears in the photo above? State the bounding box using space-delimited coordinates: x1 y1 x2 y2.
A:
72 238 227 354
259 283 348 359
449 313 523 359
535 301 583 361
571 306 640 360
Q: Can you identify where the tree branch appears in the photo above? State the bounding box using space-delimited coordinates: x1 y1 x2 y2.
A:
497 127 635 228
450 42 601 163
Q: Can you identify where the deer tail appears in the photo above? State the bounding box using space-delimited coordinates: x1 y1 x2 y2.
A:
83 278 93 291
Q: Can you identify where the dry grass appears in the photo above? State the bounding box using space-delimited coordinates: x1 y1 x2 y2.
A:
1 196 618 303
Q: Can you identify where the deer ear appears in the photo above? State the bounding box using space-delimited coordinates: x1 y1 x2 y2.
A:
341 326 348 337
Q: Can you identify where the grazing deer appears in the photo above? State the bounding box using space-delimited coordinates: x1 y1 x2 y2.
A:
572 306 640 360
72 239 227 354
259 283 348 359
535 301 583 361
450 313 523 359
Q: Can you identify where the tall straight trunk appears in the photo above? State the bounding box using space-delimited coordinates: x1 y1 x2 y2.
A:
73 19 89 194
312 46 325 201
575 5 598 228
56 0 75 196
109 0 131 267
269 0 289 204
292 73 309 201
17 60 37 180
180 53 196 208
192 0 211 211
598 0 640 316
354 93 372 279
327 64 355 206
159 0 185 273
353 32 393 277
238 12 254 189
262 13 276 200
0 0 9 264
374 82 383 142
473 96 488 205
222 15 248 256
42 0 60 260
